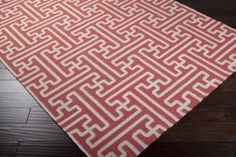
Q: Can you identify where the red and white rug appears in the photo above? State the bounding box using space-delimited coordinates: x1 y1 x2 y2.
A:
0 0 235 156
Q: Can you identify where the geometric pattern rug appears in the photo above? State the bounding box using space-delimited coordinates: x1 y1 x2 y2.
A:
0 0 235 156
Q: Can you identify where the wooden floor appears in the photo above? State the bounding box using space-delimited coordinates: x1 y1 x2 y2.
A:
0 0 236 156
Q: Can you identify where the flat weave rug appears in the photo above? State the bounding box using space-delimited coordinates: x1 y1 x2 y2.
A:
0 0 235 156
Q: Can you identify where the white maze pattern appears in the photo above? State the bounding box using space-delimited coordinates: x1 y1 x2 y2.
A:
0 0 236 156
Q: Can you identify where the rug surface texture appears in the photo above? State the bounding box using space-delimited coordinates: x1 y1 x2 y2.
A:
0 0 235 156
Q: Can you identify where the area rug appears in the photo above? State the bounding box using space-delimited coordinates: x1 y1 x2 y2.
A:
0 0 235 156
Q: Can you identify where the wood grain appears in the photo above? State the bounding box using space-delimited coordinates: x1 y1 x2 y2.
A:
140 142 236 157
0 70 15 81
0 62 5 69
0 142 18 157
15 142 86 157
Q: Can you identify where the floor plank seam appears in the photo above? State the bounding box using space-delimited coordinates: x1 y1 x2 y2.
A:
14 141 20 157
25 108 31 124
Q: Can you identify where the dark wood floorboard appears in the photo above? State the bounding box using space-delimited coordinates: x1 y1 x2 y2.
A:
0 62 5 69
0 123 71 142
0 108 29 124
0 0 236 156
0 142 18 157
232 143 236 155
0 93 37 108
0 69 16 81
15 142 86 157
159 122 236 142
140 142 236 157
27 107 55 124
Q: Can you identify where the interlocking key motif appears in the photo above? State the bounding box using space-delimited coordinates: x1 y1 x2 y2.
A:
0 0 235 156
